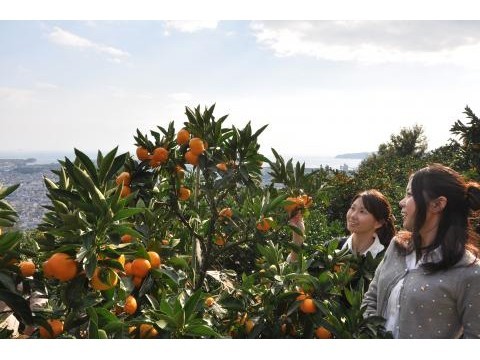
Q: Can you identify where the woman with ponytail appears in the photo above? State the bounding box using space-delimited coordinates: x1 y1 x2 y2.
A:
363 163 480 338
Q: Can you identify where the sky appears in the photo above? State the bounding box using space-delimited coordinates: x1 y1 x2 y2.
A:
2 5 480 164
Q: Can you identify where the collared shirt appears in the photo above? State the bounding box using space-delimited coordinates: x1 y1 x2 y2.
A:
341 233 384 258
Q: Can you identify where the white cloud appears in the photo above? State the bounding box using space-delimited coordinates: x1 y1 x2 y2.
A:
250 21 480 67
168 92 193 102
47 26 130 63
163 21 218 34
0 87 35 106
106 86 155 100
35 82 59 89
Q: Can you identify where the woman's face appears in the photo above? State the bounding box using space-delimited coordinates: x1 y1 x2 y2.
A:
399 178 416 231
346 197 382 235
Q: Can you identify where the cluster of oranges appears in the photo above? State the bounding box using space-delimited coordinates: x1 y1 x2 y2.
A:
124 251 161 288
116 171 132 198
284 194 313 216
256 216 273 232
185 141 205 166
215 207 234 246
135 146 170 168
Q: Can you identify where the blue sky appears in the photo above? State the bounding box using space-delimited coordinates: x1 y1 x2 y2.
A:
2 19 480 161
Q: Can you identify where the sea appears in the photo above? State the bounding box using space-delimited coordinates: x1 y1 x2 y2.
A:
0 151 364 171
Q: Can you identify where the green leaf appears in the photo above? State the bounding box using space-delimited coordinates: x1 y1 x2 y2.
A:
112 208 144 222
74 148 99 185
154 267 181 285
0 184 20 200
105 153 128 184
0 232 22 253
0 218 15 227
87 307 99 338
110 225 143 240
155 313 178 328
98 147 118 184
72 165 107 210
184 324 221 338
95 307 120 324
159 297 174 317
0 289 33 325
84 252 98 279
184 289 202 322
0 272 17 292
266 193 289 212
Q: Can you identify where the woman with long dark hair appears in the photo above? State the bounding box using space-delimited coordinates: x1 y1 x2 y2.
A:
287 189 396 262
362 163 480 338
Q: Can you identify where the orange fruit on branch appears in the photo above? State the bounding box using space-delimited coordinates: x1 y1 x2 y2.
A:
120 185 131 198
175 165 185 179
299 298 317 314
139 324 158 338
91 267 119 291
152 147 169 164
315 326 332 339
178 186 191 201
219 207 233 219
184 150 199 166
215 236 225 246
115 172 131 186
176 128 190 145
147 251 161 268
256 217 273 232
39 319 64 339
205 297 215 307
216 162 227 172
47 252 77 282
124 262 133 276
245 320 255 334
131 258 151 278
19 260 36 277
136 146 150 161
42 260 55 279
124 295 137 315
189 137 205 156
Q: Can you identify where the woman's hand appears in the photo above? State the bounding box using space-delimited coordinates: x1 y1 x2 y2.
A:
289 212 305 245
287 212 305 263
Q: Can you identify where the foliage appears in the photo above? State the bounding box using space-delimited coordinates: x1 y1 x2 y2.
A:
450 105 480 179
4 105 479 339
377 124 427 158
0 184 34 336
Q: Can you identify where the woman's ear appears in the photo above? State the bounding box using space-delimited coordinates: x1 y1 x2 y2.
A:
374 219 385 230
430 196 447 213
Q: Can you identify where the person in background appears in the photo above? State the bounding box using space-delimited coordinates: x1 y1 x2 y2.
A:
287 189 396 262
362 163 480 338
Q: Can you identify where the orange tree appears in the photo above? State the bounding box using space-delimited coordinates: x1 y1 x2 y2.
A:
206 151 391 339
27 104 393 338
0 184 34 338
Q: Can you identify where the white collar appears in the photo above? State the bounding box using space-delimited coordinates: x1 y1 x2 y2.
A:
342 233 384 258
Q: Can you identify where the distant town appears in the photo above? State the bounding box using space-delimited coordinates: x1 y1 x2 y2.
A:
0 158 59 230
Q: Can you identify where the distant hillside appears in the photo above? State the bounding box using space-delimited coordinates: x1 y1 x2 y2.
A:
335 152 372 160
